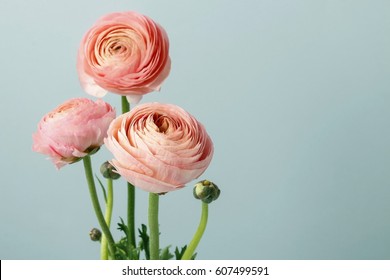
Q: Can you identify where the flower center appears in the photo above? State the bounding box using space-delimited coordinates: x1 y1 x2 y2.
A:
153 114 170 133
109 41 126 55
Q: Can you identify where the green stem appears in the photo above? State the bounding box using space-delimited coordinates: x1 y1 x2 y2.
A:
121 96 136 254
121 96 130 113
127 182 136 249
100 178 114 260
82 156 116 258
181 202 209 260
148 193 160 260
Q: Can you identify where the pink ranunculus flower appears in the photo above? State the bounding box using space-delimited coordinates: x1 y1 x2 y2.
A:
32 98 116 169
105 103 214 193
77 11 171 104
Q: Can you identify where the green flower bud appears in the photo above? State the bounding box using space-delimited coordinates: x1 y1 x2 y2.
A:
89 228 102 241
193 183 212 199
100 161 121 180
193 180 220 204
211 184 221 200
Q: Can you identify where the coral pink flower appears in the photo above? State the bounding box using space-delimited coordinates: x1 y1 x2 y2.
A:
33 98 116 169
105 103 214 193
77 11 171 103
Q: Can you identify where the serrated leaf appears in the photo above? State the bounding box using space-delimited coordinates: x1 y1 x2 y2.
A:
117 217 129 237
138 224 150 260
160 246 174 260
130 247 140 260
175 245 197 260
174 245 187 260
114 236 141 260
191 252 197 260
115 247 128 260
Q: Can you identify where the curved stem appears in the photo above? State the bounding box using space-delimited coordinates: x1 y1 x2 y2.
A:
148 193 160 260
100 178 114 260
82 156 116 258
121 96 136 254
181 202 209 260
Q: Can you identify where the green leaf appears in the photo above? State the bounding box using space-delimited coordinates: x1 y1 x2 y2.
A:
138 224 150 260
114 236 140 260
175 245 197 260
115 218 142 260
95 175 107 204
117 217 129 237
191 252 197 260
174 246 186 260
160 246 174 260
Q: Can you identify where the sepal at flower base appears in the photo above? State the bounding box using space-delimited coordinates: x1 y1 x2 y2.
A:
68 146 100 165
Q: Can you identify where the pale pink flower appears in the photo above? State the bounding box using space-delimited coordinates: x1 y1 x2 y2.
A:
77 11 171 104
32 98 116 169
105 103 214 193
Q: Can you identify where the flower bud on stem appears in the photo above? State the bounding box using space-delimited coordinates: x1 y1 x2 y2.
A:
193 180 220 204
182 180 220 260
100 161 120 180
83 155 116 259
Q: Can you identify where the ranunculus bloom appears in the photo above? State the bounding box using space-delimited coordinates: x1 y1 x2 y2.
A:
32 98 116 169
105 103 214 193
77 11 171 103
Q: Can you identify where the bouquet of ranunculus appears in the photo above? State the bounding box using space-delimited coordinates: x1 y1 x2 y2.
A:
32 11 219 260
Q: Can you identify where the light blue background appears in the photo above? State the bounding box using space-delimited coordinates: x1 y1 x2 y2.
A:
0 0 389 259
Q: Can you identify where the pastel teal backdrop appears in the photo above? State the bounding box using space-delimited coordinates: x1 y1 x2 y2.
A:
0 0 389 259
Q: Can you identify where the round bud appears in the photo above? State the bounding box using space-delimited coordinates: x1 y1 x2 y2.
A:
193 180 221 204
211 183 221 201
193 182 212 199
100 161 121 180
89 228 102 241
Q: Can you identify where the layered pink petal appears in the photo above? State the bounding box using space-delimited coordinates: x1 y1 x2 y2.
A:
77 11 171 102
105 103 214 193
33 98 116 169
